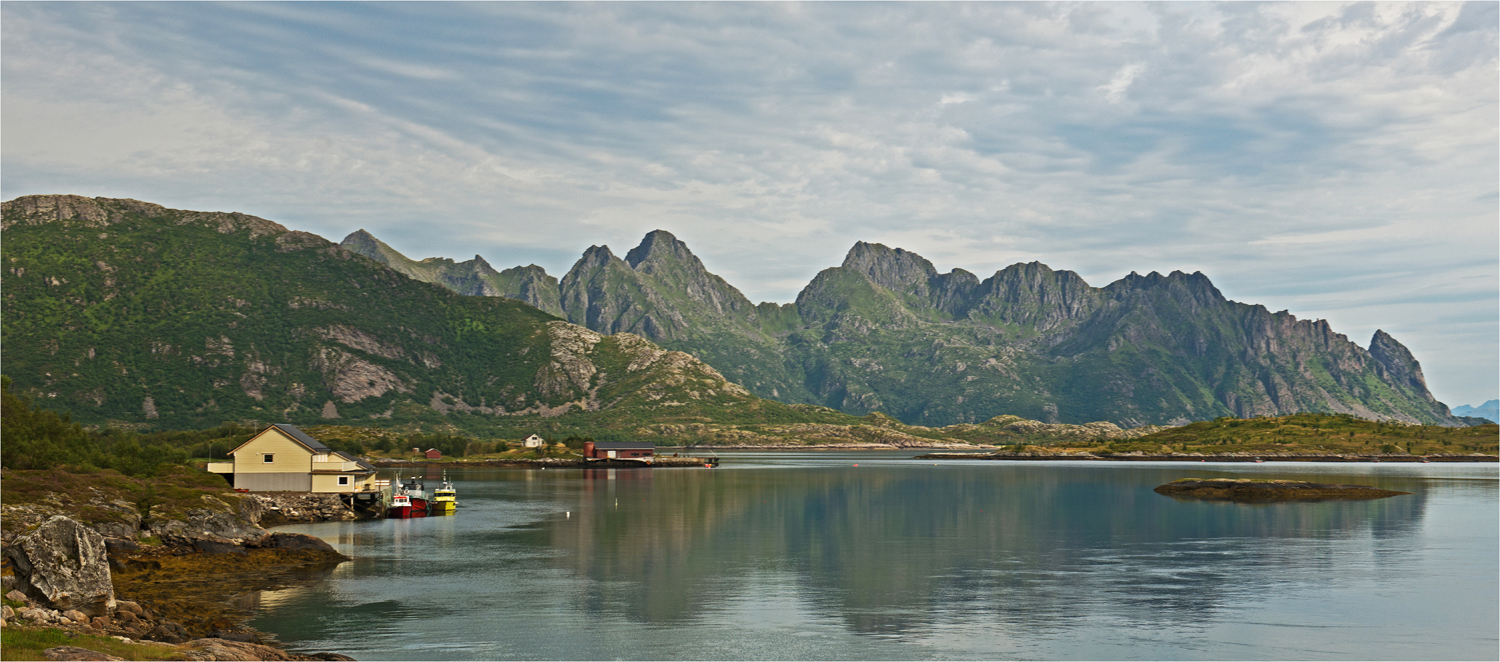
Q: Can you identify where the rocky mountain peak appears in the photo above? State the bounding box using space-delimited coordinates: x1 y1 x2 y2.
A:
470 255 498 276
339 230 391 263
625 230 695 270
1103 269 1226 306
576 244 619 268
841 242 940 297
1369 329 1434 400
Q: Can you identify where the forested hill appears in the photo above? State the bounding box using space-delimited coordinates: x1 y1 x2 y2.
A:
344 229 1462 428
0 195 849 434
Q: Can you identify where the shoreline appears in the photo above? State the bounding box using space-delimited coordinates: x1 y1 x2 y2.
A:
914 451 1499 462
371 449 1500 464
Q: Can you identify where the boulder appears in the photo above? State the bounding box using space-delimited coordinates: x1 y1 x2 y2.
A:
2 605 13 620
115 610 138 625
251 532 341 554
148 620 190 644
41 646 124 661
4 517 116 617
6 589 29 604
64 609 89 622
115 600 143 615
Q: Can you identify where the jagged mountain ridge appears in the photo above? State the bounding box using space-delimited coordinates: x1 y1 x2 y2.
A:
343 228 1460 427
1452 400 1499 423
0 195 796 432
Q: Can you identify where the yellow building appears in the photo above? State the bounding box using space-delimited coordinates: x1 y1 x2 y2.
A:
208 424 380 493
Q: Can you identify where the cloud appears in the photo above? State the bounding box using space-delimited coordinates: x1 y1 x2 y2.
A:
1099 63 1146 104
2 1 1495 405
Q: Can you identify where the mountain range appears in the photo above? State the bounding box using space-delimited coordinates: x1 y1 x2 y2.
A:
341 227 1460 427
0 194 1464 438
1452 400 1499 423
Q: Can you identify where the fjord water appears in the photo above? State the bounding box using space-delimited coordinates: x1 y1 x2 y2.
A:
253 454 1497 660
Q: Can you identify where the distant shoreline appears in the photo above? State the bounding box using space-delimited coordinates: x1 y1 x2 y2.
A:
372 450 1498 465
913 452 1498 463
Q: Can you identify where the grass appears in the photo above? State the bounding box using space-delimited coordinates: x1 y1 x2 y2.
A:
0 626 186 661
1102 413 1498 456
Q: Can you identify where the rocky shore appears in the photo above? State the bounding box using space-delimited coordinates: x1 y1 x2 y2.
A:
2 468 365 660
913 450 1498 462
1154 478 1413 500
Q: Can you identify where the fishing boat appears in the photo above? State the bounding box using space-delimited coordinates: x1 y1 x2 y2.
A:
386 475 430 518
387 492 416 518
430 472 457 515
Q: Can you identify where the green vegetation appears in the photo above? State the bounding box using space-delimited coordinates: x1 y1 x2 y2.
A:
1109 413 1498 455
1 627 187 661
1 375 208 477
2 196 556 432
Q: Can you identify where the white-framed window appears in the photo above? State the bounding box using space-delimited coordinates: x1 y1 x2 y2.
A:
338 476 350 486
263 454 275 463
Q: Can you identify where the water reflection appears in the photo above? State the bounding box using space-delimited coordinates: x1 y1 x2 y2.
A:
251 458 1496 660
545 464 1429 636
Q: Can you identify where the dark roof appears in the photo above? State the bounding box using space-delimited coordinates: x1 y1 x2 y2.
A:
593 441 654 449
335 450 377 472
272 424 331 453
228 423 333 457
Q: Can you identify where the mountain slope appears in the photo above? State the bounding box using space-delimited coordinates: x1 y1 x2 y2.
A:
341 229 1459 427
0 196 806 434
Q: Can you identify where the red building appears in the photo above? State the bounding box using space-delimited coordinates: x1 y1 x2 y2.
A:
582 441 654 460
425 448 442 460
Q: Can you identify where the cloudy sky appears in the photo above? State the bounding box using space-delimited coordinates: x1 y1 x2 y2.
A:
3 2 1496 407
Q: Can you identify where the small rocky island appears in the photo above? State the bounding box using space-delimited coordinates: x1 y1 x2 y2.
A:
1154 478 1412 501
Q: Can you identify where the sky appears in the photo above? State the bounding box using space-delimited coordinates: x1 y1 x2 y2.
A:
3 2 1496 407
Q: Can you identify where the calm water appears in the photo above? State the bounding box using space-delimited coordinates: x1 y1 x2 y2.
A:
251 453 1498 660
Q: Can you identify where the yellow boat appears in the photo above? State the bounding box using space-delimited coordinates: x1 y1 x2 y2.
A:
430 472 458 514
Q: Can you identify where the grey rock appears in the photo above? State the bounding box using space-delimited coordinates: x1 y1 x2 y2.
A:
5 516 116 617
250 532 343 556
148 507 260 545
147 620 189 644
114 599 143 615
42 646 124 661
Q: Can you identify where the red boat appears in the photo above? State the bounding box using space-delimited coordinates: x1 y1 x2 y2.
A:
386 476 430 518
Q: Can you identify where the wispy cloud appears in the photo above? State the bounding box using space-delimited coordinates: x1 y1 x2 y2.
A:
2 1 1494 405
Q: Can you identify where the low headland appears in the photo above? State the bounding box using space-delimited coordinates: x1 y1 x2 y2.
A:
1154 478 1413 501
914 413 1498 462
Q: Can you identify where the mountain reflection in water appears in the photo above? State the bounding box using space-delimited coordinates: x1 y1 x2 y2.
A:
252 454 1497 660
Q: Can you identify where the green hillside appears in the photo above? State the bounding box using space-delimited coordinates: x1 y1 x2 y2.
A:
0 196 837 438
1124 413 1499 456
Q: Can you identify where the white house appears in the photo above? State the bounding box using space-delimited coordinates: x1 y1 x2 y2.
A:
523 434 545 448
